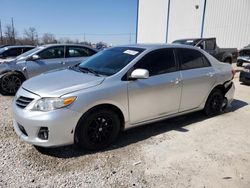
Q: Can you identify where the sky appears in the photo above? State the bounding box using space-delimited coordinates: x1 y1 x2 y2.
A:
0 0 138 45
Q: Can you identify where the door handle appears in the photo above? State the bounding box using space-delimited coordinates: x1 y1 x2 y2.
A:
171 78 181 84
206 72 214 77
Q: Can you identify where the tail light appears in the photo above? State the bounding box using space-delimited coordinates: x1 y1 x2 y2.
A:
232 69 236 79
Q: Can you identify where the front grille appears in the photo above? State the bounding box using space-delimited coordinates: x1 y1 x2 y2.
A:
16 96 34 109
18 123 28 136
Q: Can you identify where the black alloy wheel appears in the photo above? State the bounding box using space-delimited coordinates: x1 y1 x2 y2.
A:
75 108 121 150
87 115 114 145
204 89 224 116
0 73 23 95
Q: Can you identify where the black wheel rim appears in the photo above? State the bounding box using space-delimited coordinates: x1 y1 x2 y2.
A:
1 75 22 94
210 94 223 112
87 115 113 145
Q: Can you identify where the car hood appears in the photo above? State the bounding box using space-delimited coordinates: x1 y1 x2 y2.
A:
22 69 105 97
0 57 15 63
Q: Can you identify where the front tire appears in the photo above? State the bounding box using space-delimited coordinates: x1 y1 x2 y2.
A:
204 89 224 116
0 73 23 95
75 108 121 150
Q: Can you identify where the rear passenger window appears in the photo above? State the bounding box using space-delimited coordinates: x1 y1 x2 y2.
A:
22 47 33 53
179 48 210 70
135 49 176 76
67 46 89 57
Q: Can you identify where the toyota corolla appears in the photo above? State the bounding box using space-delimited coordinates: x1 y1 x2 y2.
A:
12 44 235 150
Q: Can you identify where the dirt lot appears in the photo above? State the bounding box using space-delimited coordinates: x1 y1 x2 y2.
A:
0 65 250 188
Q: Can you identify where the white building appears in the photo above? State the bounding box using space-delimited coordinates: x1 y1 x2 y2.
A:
136 0 250 49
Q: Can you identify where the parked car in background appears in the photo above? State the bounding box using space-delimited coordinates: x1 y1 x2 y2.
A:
173 38 238 64
0 45 35 63
0 44 97 95
12 44 235 150
0 45 10 49
239 64 250 84
237 44 250 67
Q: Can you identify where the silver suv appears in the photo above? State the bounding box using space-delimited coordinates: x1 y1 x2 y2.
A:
0 44 97 95
12 44 235 150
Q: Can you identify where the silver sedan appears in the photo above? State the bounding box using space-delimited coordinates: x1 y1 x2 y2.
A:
0 44 97 95
12 44 235 150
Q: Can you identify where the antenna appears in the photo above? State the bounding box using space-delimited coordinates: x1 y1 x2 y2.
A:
11 17 16 44
0 19 3 44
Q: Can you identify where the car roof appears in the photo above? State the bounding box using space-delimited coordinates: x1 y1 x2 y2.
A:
40 43 97 51
173 38 215 42
114 43 201 51
4 45 35 49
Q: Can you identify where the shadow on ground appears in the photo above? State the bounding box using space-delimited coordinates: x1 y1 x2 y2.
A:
36 99 248 158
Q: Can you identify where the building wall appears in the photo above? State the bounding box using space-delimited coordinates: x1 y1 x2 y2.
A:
137 0 250 49
168 0 204 43
137 0 169 43
203 0 250 48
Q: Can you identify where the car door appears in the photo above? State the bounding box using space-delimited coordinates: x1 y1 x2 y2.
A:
177 48 216 111
128 48 182 124
25 46 65 78
65 46 96 67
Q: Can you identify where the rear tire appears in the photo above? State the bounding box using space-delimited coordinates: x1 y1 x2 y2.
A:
204 89 224 116
0 73 24 95
224 58 232 64
236 61 243 67
75 108 121 150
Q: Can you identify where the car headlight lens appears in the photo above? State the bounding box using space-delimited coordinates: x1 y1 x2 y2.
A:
28 97 77 112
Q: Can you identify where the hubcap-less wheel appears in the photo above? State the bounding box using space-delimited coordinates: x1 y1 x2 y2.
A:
1 74 22 95
210 94 223 112
75 109 121 150
87 115 113 145
204 89 224 116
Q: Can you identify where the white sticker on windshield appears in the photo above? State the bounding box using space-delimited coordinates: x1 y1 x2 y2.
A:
123 50 139 55
186 40 194 43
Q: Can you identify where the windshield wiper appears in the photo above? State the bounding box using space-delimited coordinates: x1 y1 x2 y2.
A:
78 67 101 77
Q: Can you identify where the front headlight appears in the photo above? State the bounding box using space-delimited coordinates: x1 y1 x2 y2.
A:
28 97 77 112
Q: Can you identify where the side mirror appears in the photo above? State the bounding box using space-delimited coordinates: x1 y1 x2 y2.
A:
30 54 40 61
130 69 149 80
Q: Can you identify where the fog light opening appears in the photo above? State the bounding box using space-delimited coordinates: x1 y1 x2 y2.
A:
38 127 49 140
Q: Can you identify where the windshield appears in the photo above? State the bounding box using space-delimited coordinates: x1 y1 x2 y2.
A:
0 47 8 54
78 47 145 76
16 46 44 60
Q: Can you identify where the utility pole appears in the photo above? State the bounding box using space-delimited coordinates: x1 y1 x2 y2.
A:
0 19 3 44
83 33 86 42
11 17 16 44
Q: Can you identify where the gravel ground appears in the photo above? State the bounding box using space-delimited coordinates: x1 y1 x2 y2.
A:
0 65 250 188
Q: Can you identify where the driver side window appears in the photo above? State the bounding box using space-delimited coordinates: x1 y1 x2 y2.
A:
38 46 64 59
134 49 176 76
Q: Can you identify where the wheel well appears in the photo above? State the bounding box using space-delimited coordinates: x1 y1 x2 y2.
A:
78 104 125 131
224 57 232 63
14 71 26 81
3 71 26 81
211 85 226 96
